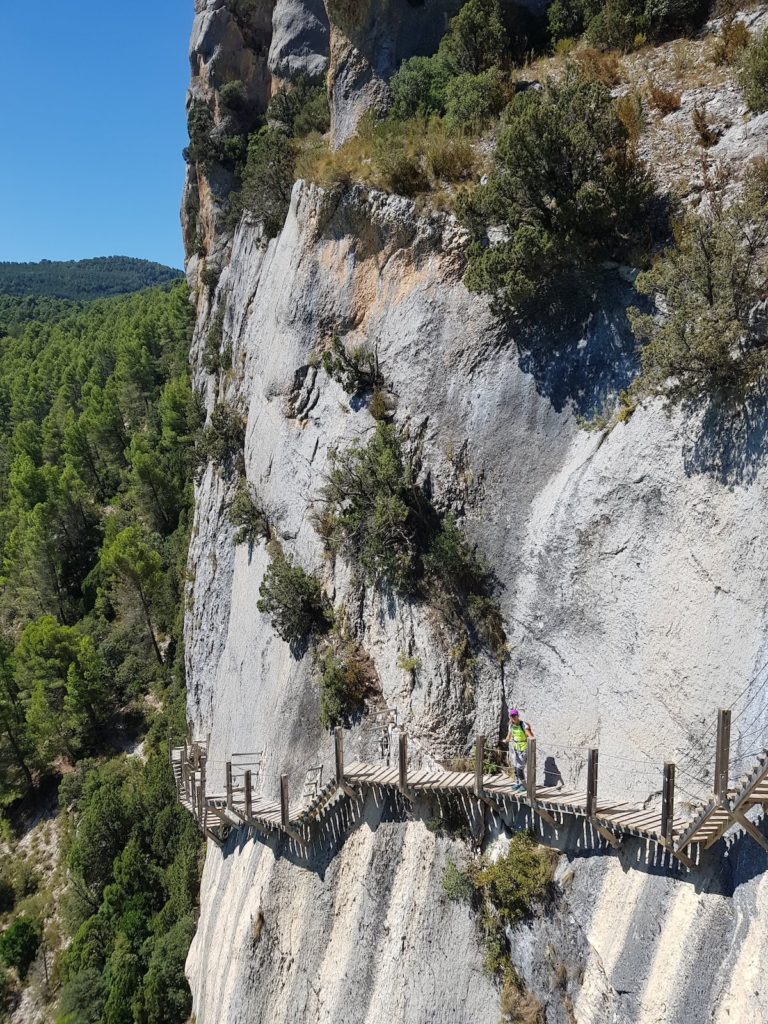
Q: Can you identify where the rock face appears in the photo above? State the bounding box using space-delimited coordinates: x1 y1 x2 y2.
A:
269 0 330 81
182 4 768 1023
184 181 768 1023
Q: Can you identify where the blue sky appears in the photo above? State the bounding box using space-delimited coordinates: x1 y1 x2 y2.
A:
0 0 191 269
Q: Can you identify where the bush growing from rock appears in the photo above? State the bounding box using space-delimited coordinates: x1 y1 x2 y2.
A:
318 426 509 659
320 423 423 591
739 29 768 112
315 645 370 728
240 127 296 237
389 56 452 120
0 918 40 979
228 480 268 547
322 336 383 396
219 80 248 112
461 71 654 314
444 70 508 132
257 544 331 647
438 0 509 75
630 163 768 402
195 404 245 474
202 306 225 374
267 76 330 138
547 0 708 50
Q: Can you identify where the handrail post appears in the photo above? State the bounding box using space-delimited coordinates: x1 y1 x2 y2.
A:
398 732 408 795
526 737 537 804
474 735 485 798
661 762 675 845
714 709 731 803
225 761 233 811
244 770 252 820
281 775 290 829
335 727 345 785
586 748 598 819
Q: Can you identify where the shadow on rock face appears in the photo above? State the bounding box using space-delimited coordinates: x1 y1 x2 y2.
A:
512 276 644 419
681 382 768 488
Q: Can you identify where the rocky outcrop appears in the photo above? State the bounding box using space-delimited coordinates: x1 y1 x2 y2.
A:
269 0 330 81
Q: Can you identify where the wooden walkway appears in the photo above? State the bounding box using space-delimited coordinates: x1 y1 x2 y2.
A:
171 710 768 868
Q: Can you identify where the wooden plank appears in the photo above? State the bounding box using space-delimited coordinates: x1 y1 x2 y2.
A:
226 762 233 812
455 772 477 789
612 810 662 828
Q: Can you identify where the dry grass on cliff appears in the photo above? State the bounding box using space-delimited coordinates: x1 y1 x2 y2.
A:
295 115 486 201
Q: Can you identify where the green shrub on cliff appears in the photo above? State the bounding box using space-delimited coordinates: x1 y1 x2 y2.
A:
461 72 655 315
739 29 768 112
315 645 370 728
547 0 709 50
317 424 508 660
630 163 768 402
443 835 556 978
0 918 40 979
257 544 331 648
267 76 330 138
240 127 296 237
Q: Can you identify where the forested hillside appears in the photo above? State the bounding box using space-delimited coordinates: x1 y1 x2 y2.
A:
0 283 204 1023
0 259 182 302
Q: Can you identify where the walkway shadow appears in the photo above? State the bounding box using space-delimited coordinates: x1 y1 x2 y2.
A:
681 381 768 487
510 274 645 419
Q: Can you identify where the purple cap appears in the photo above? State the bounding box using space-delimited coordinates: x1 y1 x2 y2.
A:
509 709 519 717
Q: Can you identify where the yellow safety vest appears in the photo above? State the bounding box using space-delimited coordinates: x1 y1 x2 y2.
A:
510 722 528 752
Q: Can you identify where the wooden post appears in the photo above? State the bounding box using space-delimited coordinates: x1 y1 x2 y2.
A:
474 735 485 799
714 709 731 803
526 737 537 804
281 775 290 830
661 762 675 844
225 761 233 811
335 727 344 784
586 748 598 820
398 732 408 795
244 770 252 820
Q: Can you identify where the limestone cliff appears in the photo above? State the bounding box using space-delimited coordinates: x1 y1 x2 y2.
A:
182 4 768 1023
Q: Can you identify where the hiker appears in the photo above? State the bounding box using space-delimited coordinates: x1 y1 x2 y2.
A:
504 709 534 791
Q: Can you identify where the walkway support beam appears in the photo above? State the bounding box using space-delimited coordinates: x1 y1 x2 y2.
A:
715 709 731 803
